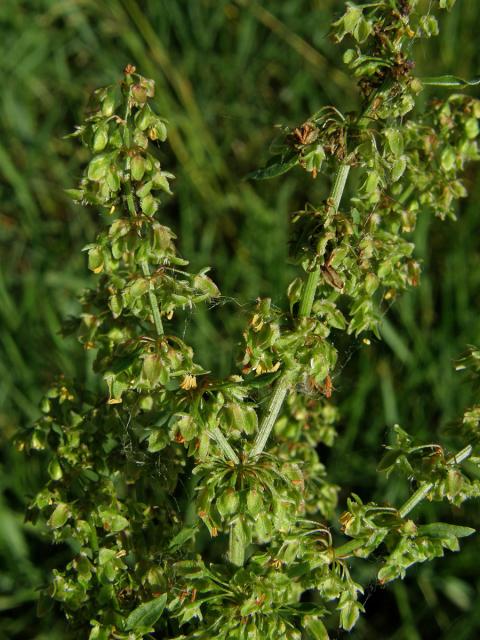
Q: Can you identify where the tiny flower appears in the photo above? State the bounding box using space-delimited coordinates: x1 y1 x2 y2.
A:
180 374 197 390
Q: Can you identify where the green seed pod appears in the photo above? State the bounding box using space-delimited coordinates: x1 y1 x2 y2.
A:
148 119 167 142
101 86 117 117
93 125 109 152
131 83 148 104
131 155 146 181
216 488 240 518
48 459 63 481
135 104 154 131
246 489 263 517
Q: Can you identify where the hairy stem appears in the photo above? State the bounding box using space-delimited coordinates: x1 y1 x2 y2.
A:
249 163 351 460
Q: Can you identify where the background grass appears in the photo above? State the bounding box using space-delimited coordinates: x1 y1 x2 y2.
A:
0 1 479 637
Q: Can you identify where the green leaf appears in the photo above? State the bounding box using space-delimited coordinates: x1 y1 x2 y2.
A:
385 129 404 156
168 526 198 552
418 523 475 539
247 153 299 180
391 155 407 182
305 616 330 639
420 75 480 87
439 0 456 9
125 593 167 631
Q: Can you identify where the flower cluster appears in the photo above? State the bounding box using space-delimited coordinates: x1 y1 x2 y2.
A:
20 2 480 638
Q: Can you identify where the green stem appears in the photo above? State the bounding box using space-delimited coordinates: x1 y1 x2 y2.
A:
124 182 164 336
335 445 473 558
228 522 245 567
334 538 365 558
398 444 472 519
298 163 350 318
141 261 164 336
298 269 320 319
249 375 290 459
249 163 351 460
210 426 240 464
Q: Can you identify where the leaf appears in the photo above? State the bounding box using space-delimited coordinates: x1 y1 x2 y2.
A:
168 525 198 552
247 152 299 180
439 0 456 9
420 75 480 87
125 593 167 631
385 129 404 156
418 523 475 540
305 616 330 639
99 510 129 533
391 155 407 182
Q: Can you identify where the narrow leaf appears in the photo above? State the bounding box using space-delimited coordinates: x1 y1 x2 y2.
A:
418 523 475 539
125 593 167 631
247 153 299 180
420 75 480 87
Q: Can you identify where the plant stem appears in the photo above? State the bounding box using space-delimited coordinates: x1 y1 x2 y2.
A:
249 163 351 460
249 374 290 458
334 538 365 558
298 163 350 318
335 444 473 558
398 444 472 518
210 426 240 464
124 183 164 336
141 261 164 336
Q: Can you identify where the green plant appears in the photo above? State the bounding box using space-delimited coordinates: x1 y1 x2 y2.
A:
19 1 480 638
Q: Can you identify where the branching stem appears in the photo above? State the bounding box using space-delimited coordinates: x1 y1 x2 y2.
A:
398 444 472 519
335 444 473 558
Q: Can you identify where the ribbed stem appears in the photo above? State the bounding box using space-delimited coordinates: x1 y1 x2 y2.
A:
141 261 164 336
249 375 290 459
228 521 246 566
124 183 164 337
210 426 240 464
299 163 350 318
249 163 351 460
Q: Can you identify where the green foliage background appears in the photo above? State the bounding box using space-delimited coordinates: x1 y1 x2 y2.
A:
0 0 479 637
